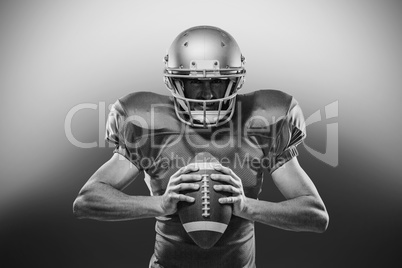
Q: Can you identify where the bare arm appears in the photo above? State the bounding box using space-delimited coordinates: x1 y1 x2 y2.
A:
213 157 329 233
73 154 202 221
73 153 164 221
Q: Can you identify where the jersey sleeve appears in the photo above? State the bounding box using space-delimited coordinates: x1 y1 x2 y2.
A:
270 97 306 173
105 99 143 170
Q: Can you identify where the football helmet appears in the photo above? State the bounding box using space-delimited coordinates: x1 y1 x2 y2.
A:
164 25 246 127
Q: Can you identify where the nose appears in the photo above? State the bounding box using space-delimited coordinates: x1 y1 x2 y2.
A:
200 81 213 100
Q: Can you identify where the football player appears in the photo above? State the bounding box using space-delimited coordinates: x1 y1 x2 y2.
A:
73 25 329 268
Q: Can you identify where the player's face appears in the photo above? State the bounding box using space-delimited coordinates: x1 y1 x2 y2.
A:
183 79 230 110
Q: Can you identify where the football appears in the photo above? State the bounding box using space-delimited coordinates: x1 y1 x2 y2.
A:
178 152 232 249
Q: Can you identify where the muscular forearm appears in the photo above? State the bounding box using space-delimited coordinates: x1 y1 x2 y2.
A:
239 195 329 233
73 182 164 221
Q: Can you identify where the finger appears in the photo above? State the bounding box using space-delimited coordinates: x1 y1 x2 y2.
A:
210 174 240 187
171 183 200 192
170 174 202 186
219 196 240 204
182 163 200 174
213 165 238 179
170 193 195 203
210 173 232 182
179 174 203 182
171 164 199 178
213 184 241 194
213 164 230 174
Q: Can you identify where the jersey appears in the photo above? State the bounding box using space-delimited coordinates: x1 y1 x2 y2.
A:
105 89 306 268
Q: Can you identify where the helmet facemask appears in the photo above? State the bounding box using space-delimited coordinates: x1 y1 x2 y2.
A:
163 26 246 128
167 76 242 128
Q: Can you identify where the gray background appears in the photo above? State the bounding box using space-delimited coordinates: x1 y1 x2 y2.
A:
0 0 401 267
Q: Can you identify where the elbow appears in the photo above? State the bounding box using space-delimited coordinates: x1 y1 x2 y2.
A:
73 190 94 219
73 182 108 220
310 196 330 233
313 209 329 233
303 197 329 233
72 195 86 219
310 198 329 233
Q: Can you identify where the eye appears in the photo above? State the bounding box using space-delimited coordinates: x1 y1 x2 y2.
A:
190 80 201 84
211 79 222 84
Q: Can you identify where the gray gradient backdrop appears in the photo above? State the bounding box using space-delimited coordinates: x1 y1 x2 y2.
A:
1 0 401 267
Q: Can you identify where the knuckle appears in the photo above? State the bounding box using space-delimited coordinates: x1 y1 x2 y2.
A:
170 176 179 184
181 166 188 173
170 185 179 193
185 164 197 173
176 167 185 175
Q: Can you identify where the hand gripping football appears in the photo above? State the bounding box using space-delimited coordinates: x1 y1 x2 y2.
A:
178 152 232 249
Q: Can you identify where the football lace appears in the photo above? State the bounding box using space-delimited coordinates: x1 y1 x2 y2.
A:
201 175 210 217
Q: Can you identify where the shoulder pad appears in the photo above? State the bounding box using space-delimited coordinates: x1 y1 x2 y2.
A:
118 92 172 115
117 92 179 129
237 90 293 125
